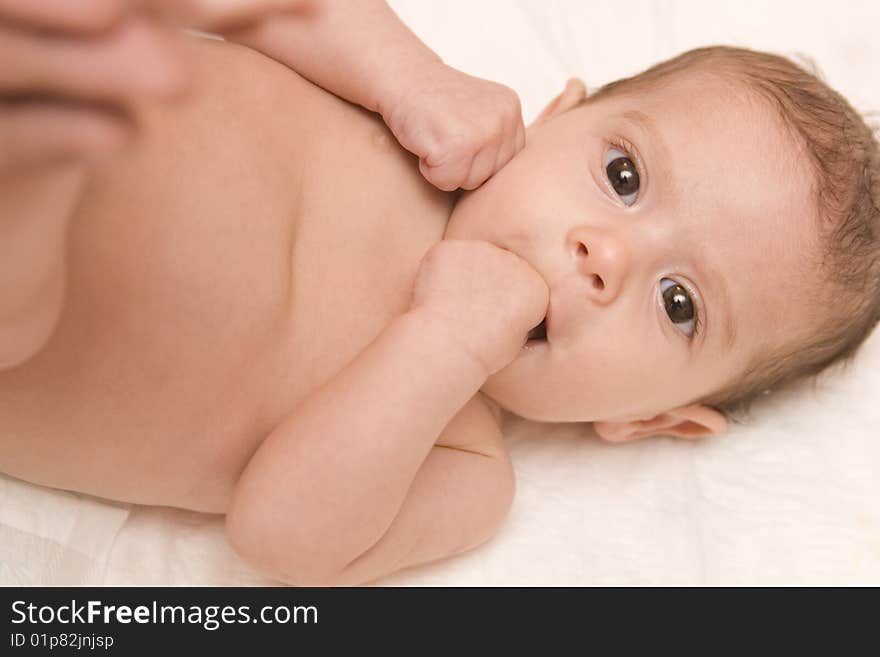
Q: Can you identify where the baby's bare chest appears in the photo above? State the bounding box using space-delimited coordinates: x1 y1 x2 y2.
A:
0 40 452 512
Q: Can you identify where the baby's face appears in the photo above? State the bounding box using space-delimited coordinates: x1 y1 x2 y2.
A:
445 73 820 423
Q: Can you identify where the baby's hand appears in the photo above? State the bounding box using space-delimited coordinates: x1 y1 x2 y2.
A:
382 63 525 192
409 240 548 377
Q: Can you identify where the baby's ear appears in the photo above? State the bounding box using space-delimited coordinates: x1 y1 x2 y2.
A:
593 404 727 443
531 78 587 128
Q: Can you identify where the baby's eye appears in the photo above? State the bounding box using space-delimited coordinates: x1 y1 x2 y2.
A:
660 278 696 338
604 146 640 206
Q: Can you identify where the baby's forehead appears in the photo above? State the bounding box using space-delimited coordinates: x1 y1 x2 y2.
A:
600 75 812 208
609 72 785 145
594 76 821 333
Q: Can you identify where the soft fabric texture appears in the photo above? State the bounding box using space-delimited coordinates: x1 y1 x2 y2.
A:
2 0 878 586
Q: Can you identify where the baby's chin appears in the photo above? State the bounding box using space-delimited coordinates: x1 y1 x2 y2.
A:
481 362 580 423
442 187 492 239
479 382 548 422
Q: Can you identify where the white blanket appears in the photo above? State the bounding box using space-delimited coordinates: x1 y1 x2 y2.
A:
2 0 878 586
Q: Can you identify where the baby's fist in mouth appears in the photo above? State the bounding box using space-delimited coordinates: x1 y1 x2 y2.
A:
409 240 548 377
382 63 525 192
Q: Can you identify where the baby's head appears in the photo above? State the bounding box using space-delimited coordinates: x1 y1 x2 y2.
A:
446 46 880 440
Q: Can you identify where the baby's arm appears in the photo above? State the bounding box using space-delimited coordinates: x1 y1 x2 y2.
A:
225 0 525 191
226 240 549 586
226 312 511 586
224 0 439 121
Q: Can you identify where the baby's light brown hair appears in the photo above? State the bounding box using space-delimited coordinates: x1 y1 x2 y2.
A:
585 46 880 423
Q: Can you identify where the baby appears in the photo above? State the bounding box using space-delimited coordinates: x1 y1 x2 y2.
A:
1 1 879 586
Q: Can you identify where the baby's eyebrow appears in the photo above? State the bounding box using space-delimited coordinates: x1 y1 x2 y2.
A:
619 109 679 206
618 110 675 199
617 109 737 352
618 110 665 150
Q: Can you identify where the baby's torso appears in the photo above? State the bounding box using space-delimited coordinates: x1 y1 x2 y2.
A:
0 37 458 512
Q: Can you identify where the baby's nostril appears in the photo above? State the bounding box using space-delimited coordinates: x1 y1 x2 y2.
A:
577 243 589 256
592 275 605 291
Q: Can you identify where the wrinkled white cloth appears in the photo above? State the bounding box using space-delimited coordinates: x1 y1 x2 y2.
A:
2 0 878 586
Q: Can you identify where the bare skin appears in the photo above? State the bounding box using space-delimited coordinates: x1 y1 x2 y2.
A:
0 1 530 587
0 38 460 512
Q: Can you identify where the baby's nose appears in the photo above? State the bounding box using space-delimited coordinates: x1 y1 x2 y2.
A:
568 226 630 304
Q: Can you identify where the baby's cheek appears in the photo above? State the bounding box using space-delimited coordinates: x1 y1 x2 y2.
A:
566 334 643 390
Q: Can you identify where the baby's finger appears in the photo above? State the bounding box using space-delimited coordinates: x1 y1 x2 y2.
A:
461 143 500 190
0 0 128 34
492 132 519 176
0 17 186 101
0 99 132 172
514 119 525 154
420 152 473 192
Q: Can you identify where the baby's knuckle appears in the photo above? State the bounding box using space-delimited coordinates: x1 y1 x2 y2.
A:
508 90 522 111
421 159 454 188
489 111 508 134
430 148 464 173
430 171 462 192
496 85 517 104
444 129 470 151
421 142 449 167
461 165 483 188
504 102 522 126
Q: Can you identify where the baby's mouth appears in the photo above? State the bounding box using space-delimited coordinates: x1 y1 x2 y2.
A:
526 317 547 342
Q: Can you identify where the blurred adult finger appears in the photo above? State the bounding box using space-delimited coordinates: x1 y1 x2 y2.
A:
0 99 132 171
166 0 310 31
0 17 186 101
0 0 129 34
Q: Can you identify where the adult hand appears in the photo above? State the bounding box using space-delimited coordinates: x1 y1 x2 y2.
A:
0 0 189 171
